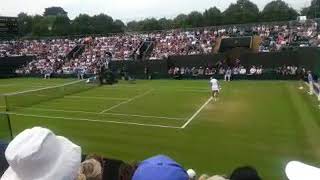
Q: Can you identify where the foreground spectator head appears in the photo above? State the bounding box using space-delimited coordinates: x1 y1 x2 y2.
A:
1 127 81 180
132 155 189 180
230 166 261 180
118 161 136 180
198 174 228 180
78 158 102 180
207 175 228 180
198 174 209 180
285 161 320 180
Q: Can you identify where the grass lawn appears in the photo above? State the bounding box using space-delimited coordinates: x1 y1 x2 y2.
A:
1 78 320 179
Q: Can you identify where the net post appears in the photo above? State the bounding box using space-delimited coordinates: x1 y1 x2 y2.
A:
4 95 13 140
6 114 13 141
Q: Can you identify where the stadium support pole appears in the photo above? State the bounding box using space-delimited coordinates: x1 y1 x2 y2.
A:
4 95 13 140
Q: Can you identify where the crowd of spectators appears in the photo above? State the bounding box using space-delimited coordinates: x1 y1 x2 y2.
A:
168 65 264 77
149 29 215 59
0 19 319 75
168 64 310 80
1 39 78 74
0 126 317 180
150 19 320 58
4 35 142 75
61 35 142 75
258 20 320 52
276 65 303 75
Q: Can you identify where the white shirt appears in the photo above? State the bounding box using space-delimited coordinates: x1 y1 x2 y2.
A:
240 68 247 75
210 79 219 90
257 68 263 74
250 68 257 74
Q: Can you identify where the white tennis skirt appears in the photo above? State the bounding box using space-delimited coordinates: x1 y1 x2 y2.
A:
212 86 219 92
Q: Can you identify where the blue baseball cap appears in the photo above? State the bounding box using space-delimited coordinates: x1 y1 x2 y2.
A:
132 155 189 180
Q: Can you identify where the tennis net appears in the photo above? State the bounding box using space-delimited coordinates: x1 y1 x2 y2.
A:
0 113 12 142
3 79 96 111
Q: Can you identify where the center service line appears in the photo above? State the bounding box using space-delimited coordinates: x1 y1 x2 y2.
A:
99 89 153 113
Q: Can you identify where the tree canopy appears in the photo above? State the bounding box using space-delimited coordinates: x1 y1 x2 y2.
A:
14 0 320 37
261 0 298 22
301 0 320 18
43 7 68 16
223 0 260 24
173 14 189 28
17 13 33 36
203 7 222 26
186 11 204 28
158 18 174 30
90 14 114 34
73 14 95 35
52 15 71 36
19 11 126 36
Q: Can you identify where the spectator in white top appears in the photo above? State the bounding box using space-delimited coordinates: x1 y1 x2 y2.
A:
224 67 232 81
180 67 185 75
218 68 225 75
250 66 257 75
256 66 263 75
239 66 247 75
233 67 240 75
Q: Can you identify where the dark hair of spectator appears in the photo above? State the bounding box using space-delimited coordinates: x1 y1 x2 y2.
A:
230 166 262 180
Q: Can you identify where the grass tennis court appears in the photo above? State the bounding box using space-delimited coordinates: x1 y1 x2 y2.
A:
1 78 320 179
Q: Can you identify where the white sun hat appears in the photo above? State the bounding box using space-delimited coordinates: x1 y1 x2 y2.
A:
1 127 81 180
285 161 320 180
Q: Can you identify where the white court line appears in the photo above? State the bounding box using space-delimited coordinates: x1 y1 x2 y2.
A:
65 95 129 101
5 112 181 129
99 89 153 113
0 84 47 87
174 90 209 93
160 87 208 91
0 83 63 88
26 94 128 101
99 84 209 91
181 97 213 129
0 84 19 87
16 107 184 121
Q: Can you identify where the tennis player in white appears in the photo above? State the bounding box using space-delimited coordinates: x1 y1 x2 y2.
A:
210 77 220 101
